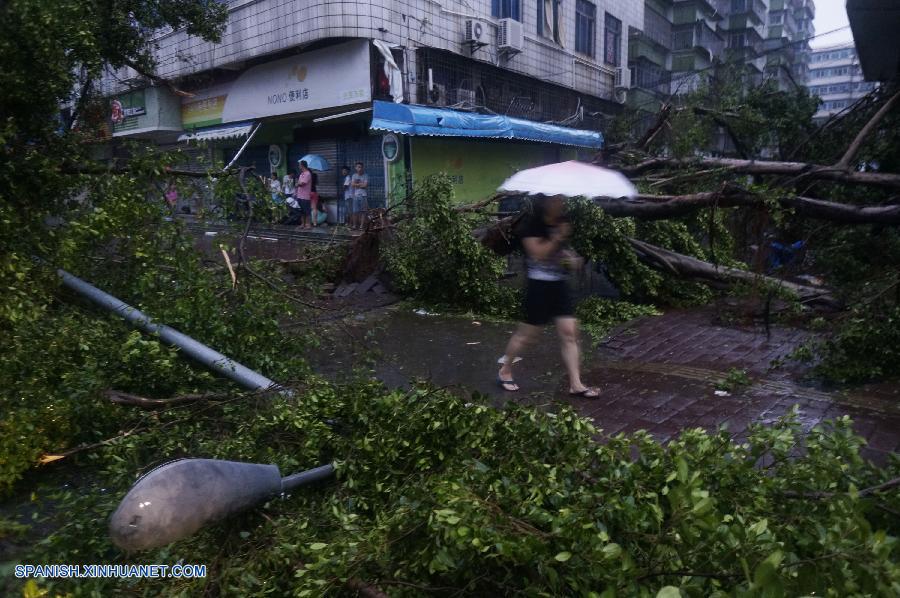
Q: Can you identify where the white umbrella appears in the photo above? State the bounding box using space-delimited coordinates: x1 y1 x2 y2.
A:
498 160 638 199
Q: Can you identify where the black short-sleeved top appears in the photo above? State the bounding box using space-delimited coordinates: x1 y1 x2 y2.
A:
520 215 568 281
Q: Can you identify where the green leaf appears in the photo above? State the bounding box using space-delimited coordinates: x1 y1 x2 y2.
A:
753 550 784 588
554 551 572 562
656 586 681 598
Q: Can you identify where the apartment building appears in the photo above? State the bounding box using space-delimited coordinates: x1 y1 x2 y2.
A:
805 42 877 121
627 0 815 114
101 0 648 205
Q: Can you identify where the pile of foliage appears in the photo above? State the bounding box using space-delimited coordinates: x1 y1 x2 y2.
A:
610 66 900 384
10 385 899 596
383 175 518 317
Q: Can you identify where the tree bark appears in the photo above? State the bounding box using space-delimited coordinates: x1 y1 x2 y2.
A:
595 191 900 225
626 238 841 309
621 157 900 189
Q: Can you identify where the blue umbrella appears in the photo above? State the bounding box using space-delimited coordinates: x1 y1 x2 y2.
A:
299 154 331 172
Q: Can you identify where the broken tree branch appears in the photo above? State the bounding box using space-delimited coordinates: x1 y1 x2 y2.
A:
836 87 900 170
619 157 900 189
626 237 841 309
596 190 900 225
783 477 900 500
104 389 219 409
122 58 194 98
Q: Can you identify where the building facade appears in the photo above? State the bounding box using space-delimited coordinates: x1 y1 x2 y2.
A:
627 0 816 114
805 42 877 121
101 1 652 206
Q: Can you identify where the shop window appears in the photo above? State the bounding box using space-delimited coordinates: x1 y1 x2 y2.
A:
604 13 621 66
575 0 596 57
492 0 521 21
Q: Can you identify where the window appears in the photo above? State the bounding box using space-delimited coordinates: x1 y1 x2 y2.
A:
537 0 561 42
604 13 622 66
729 32 746 48
492 0 521 21
731 0 747 11
575 0 596 56
769 13 783 25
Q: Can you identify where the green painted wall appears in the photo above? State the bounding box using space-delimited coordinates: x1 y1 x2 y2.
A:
411 138 578 203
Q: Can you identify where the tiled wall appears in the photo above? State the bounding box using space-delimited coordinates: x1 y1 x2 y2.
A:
104 0 643 104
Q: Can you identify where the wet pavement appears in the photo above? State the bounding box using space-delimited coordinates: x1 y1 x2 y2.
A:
315 306 900 463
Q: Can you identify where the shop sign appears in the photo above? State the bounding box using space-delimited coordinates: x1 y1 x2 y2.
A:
182 40 371 128
111 90 147 132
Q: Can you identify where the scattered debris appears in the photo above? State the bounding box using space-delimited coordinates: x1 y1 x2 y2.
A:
714 390 731 397
414 308 438 316
466 342 481 346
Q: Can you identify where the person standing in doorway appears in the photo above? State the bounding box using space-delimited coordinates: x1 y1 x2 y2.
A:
296 160 312 229
310 170 320 227
281 169 301 225
282 170 295 206
340 165 352 226
269 171 282 204
496 195 598 398
350 161 369 231
164 180 178 212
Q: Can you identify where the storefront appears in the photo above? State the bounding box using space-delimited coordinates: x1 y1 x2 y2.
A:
369 101 603 204
178 39 385 209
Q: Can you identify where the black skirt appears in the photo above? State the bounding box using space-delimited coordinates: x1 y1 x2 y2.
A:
523 279 573 326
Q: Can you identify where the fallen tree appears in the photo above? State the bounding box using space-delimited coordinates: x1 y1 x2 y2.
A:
598 189 900 225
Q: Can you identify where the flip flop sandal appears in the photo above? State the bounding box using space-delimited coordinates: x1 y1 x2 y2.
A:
569 388 600 398
497 377 519 392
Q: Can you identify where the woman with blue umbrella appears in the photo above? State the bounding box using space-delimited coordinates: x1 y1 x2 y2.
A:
300 154 331 226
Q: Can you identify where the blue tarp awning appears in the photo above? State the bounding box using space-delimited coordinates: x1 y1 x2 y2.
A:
370 101 603 149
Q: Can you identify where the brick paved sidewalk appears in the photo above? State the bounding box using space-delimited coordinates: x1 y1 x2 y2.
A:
572 309 900 463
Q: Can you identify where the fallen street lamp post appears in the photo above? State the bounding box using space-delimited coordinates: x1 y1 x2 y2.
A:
53 267 336 550
109 459 335 551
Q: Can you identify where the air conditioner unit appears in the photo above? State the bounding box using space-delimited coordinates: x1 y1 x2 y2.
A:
464 19 488 44
427 83 447 106
455 88 476 104
498 18 524 53
615 66 632 89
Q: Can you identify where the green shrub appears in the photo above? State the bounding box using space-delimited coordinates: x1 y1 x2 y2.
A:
12 386 900 597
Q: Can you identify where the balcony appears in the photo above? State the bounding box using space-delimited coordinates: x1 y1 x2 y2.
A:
794 0 815 20
631 58 672 95
725 0 767 26
642 6 673 50
672 22 724 58
672 1 721 26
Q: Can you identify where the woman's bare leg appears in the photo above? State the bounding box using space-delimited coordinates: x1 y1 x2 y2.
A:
555 317 596 395
498 323 540 391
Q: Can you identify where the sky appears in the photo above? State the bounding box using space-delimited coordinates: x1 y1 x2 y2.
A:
810 0 854 48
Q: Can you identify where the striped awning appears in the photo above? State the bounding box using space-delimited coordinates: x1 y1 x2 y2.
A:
178 121 256 142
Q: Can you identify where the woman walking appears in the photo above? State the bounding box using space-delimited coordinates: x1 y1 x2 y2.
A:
497 195 599 398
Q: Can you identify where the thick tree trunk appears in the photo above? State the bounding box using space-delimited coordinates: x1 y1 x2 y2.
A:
621 157 900 189
626 238 841 309
596 191 900 225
